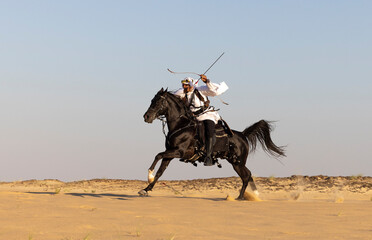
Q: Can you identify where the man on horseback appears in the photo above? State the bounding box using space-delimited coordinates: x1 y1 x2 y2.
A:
174 74 228 166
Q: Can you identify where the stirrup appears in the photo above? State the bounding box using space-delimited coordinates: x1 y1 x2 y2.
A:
204 156 214 166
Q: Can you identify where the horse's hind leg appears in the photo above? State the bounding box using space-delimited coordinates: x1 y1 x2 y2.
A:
249 178 259 196
232 164 253 200
139 158 172 196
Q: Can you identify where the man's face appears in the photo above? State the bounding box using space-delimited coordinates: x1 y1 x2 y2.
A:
182 83 193 93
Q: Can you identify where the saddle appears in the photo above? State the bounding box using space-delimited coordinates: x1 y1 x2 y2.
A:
216 119 234 138
180 119 233 166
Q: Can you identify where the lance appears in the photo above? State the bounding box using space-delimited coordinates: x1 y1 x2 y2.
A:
167 52 228 105
199 52 225 82
167 52 225 83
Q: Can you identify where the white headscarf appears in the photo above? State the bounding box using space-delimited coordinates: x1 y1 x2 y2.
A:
181 77 198 88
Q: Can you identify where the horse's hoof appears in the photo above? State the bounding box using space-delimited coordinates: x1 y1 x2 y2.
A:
138 189 149 197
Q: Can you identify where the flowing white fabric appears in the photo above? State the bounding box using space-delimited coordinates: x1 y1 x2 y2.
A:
173 79 228 124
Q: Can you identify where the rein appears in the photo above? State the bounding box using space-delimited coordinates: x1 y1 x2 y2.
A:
157 115 196 142
155 93 197 142
157 115 168 138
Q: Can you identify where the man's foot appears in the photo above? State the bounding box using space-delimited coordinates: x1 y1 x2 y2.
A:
204 156 214 166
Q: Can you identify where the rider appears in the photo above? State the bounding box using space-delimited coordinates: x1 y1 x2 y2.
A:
174 74 228 166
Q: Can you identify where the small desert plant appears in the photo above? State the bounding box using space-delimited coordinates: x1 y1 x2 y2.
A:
136 227 142 237
54 188 61 195
130 224 143 237
159 233 176 240
351 174 363 180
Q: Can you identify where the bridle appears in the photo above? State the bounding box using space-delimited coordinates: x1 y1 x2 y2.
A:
152 93 196 140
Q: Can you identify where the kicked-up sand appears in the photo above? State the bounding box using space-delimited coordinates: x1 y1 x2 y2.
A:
0 175 371 240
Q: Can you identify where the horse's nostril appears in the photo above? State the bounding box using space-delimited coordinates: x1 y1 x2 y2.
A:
144 113 151 122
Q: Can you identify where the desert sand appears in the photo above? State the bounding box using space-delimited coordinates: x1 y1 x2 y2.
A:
0 175 371 240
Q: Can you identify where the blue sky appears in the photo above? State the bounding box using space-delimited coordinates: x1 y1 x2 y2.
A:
1 1 371 181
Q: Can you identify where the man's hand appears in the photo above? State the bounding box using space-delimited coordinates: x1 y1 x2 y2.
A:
200 74 209 83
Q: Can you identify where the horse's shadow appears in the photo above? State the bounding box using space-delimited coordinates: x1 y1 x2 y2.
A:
26 191 228 201
26 191 139 200
149 195 228 202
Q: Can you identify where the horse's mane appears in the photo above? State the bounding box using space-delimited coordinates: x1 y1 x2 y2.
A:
163 90 195 120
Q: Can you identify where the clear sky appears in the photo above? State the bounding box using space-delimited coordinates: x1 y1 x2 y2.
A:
1 1 371 181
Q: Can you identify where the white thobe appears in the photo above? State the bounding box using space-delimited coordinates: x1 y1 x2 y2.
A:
173 81 228 124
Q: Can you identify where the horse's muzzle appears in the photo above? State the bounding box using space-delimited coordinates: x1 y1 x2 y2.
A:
143 112 154 123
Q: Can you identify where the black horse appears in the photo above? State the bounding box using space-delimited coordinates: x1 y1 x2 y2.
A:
140 88 285 200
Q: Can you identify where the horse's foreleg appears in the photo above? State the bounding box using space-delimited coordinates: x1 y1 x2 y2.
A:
139 149 183 196
143 158 172 192
147 152 164 184
148 148 183 171
148 152 165 172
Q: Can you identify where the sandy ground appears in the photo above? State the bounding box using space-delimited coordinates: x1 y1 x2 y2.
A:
1 175 371 240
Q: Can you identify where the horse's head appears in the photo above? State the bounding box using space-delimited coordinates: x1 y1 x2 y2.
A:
144 88 169 123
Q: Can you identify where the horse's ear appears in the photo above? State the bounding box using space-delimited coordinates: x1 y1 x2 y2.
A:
159 87 164 93
165 87 168 92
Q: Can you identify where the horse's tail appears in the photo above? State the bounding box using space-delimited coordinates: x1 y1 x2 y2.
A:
242 120 286 158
